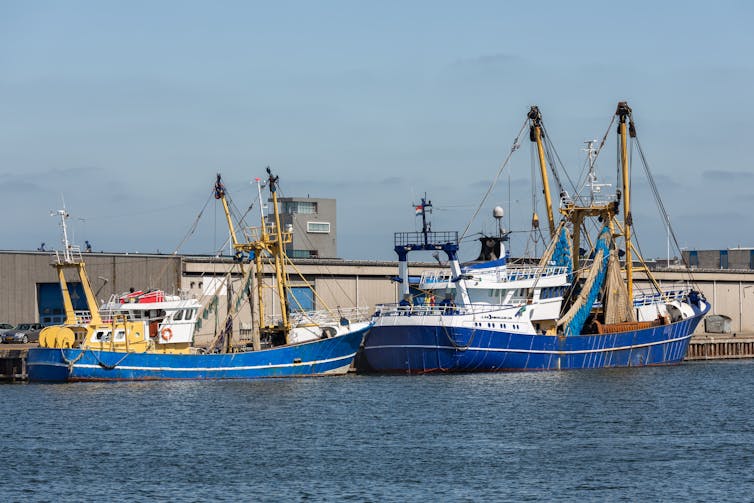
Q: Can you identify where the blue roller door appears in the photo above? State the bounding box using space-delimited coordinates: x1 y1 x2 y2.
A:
287 287 314 312
37 282 88 326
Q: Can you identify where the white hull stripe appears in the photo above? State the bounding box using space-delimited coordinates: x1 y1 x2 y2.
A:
30 352 357 373
365 334 691 356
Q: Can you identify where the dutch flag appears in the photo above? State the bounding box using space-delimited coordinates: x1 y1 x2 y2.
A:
415 205 423 216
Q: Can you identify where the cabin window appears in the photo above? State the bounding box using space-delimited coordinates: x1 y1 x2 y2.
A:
114 330 126 342
94 330 111 342
174 310 184 321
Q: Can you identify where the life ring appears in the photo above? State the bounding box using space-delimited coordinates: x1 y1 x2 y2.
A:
161 327 173 342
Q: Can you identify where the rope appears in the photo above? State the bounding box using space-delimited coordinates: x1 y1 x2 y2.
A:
633 136 701 291
272 191 362 310
439 309 477 352
91 350 131 370
60 348 85 374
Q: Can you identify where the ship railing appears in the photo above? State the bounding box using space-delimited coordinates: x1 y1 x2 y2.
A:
420 265 569 286
54 310 129 325
394 231 459 247
502 265 568 282
97 309 137 322
632 287 690 307
289 306 372 326
51 246 83 265
420 270 453 286
102 291 194 306
373 302 511 318
71 310 93 324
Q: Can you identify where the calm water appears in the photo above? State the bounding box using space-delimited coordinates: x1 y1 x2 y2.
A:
2 361 753 502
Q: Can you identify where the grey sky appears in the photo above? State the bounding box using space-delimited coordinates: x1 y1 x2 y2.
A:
1 1 752 261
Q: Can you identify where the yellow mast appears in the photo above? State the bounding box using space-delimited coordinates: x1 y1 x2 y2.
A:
528 106 556 238
616 102 634 300
215 174 241 249
215 171 292 346
77 263 102 325
266 168 291 340
57 267 77 324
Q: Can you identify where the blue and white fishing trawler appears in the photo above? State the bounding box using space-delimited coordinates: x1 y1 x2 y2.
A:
28 170 371 382
362 103 710 373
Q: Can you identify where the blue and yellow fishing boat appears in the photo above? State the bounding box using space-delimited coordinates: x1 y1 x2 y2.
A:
28 169 371 382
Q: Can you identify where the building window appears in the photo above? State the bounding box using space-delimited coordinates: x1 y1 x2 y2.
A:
289 249 319 258
750 250 754 270
282 201 317 214
307 222 330 233
720 250 728 269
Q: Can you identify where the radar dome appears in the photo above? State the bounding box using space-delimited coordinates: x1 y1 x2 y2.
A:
493 206 505 219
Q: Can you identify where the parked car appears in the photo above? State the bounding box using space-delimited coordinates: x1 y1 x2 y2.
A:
0 323 14 336
2 323 43 344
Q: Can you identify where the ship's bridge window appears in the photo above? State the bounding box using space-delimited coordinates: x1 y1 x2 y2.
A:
114 330 126 342
173 310 184 321
147 309 167 321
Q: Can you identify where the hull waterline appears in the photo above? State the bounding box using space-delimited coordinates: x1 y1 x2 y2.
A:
28 327 368 382
362 309 707 373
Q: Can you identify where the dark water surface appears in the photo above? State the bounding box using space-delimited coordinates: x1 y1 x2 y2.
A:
2 361 753 502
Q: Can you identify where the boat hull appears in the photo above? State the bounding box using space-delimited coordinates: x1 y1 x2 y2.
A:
28 326 369 382
362 308 708 373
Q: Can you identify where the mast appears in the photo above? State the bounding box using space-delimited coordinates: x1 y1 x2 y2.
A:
214 174 269 350
616 101 635 300
266 167 292 342
214 174 240 248
418 196 432 246
52 208 102 325
528 106 556 238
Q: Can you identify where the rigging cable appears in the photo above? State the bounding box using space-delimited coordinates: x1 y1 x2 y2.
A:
633 136 702 291
148 187 216 296
273 185 366 316
460 117 529 242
